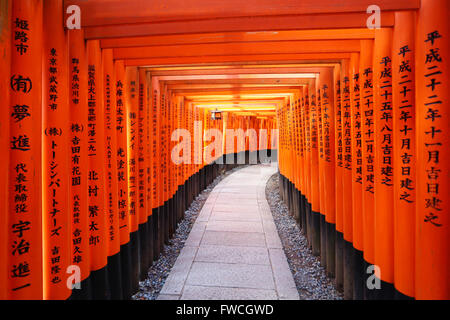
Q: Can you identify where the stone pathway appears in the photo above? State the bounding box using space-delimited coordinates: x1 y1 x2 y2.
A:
158 164 299 300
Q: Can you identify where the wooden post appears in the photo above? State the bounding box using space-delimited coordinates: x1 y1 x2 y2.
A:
309 79 321 256
304 85 313 248
415 0 449 300
68 29 91 300
102 48 122 299
125 66 140 293
320 67 336 278
145 72 153 255
138 68 149 279
341 58 354 299
373 28 395 299
317 76 327 267
151 76 163 257
162 84 169 245
334 63 344 292
392 11 416 300
0 0 12 300
8 0 43 300
350 52 364 300
114 59 132 299
359 39 376 300
42 0 71 300
86 40 108 299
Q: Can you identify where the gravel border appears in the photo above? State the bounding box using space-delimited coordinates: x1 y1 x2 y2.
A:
132 165 247 300
265 173 343 300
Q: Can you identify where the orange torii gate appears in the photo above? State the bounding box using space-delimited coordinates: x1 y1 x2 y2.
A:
0 0 448 301
65 0 418 39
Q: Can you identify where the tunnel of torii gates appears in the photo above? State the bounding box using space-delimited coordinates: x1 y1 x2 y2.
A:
0 0 448 301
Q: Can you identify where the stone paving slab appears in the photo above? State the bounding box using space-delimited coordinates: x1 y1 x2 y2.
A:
157 294 180 300
214 198 259 205
218 188 258 194
195 245 270 265
205 220 264 233
180 285 278 300
201 231 267 247
269 248 299 300
159 246 198 295
186 262 275 290
212 204 260 214
209 211 261 222
159 164 299 300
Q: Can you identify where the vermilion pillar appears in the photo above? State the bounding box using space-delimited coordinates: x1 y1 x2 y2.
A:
68 29 91 298
415 0 449 300
172 94 180 225
297 92 306 232
137 69 148 229
373 28 395 299
222 112 228 163
86 40 108 299
114 60 130 247
290 98 296 214
151 76 163 258
333 62 344 292
8 0 43 299
294 93 303 227
341 58 354 300
317 75 327 267
359 39 375 300
171 92 177 197
175 95 185 217
125 66 140 292
42 0 71 300
114 59 132 299
125 67 139 236
350 53 363 251
285 101 290 198
350 52 363 300
166 90 174 238
392 11 416 299
304 85 312 248
161 84 169 245
277 107 284 188
102 49 122 299
0 0 11 300
149 72 158 259
285 100 292 215
103 49 120 259
138 67 150 278
163 83 170 238
309 79 321 256
145 72 153 245
320 67 336 278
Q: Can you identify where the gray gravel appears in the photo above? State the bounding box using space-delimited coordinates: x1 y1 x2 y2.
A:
265 173 343 300
132 165 247 300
